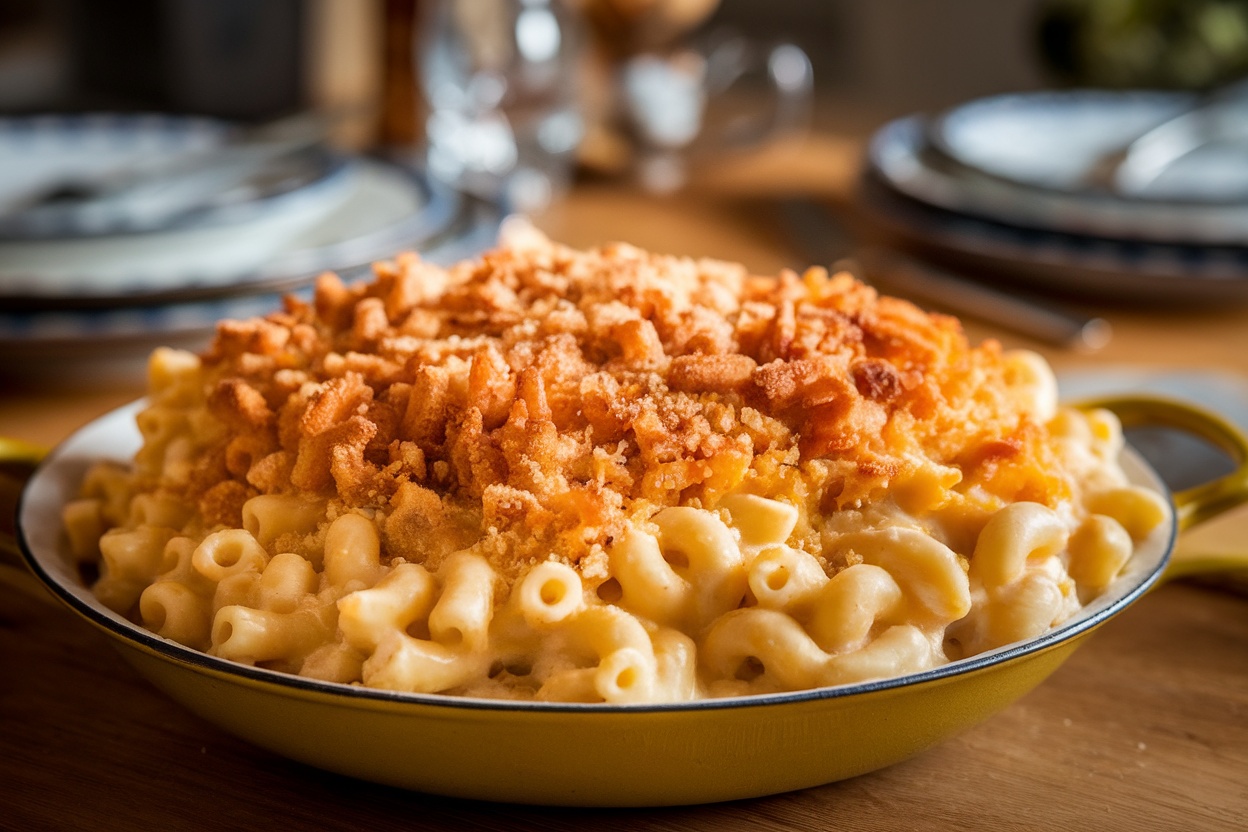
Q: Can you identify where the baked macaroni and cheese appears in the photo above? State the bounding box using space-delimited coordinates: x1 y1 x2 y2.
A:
62 227 1168 702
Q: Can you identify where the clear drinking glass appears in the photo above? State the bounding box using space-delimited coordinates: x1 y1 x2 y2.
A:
417 0 586 213
619 35 813 193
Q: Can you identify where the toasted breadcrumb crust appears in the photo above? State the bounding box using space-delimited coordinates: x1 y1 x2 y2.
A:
183 231 1069 580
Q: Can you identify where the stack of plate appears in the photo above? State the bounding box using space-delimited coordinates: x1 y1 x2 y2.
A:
860 89 1248 303
0 114 505 383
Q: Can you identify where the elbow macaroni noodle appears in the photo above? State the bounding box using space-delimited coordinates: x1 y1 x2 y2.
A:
64 369 1165 701
62 241 1171 703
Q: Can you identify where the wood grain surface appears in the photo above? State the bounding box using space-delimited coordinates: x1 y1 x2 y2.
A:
2 132 1246 830
2 575 1244 831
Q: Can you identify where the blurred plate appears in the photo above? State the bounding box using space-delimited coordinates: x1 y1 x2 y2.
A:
0 114 350 241
930 91 1202 194
871 101 1248 246
0 193 507 386
0 157 458 306
857 171 1248 304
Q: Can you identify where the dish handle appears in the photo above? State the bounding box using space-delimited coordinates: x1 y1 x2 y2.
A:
0 437 57 604
1078 395 1248 582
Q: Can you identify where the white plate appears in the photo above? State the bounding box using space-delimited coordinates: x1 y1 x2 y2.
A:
932 91 1201 194
870 99 1248 246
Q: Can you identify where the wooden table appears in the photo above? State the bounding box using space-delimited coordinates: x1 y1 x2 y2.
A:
2 133 1246 830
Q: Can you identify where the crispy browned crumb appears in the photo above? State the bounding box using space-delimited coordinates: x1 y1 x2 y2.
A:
177 232 1065 579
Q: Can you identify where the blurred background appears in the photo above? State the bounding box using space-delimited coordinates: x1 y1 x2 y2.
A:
3 0 1248 386
7 0 1246 148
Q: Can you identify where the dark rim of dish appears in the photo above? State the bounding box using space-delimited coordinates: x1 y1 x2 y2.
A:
16 404 1177 715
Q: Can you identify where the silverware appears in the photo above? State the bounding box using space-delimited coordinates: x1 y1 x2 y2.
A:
775 197 1111 352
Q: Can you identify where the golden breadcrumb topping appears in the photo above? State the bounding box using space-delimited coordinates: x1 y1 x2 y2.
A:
174 229 1068 580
